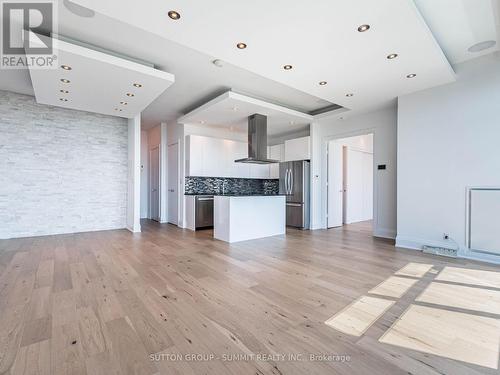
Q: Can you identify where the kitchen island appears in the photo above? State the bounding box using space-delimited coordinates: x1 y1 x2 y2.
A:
213 195 286 243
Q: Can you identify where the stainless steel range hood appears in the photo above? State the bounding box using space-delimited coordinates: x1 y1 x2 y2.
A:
235 114 279 164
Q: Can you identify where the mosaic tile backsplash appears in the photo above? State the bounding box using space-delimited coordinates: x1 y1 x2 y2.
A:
185 176 279 195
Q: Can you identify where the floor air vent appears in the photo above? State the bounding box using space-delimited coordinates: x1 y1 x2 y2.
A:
423 245 458 258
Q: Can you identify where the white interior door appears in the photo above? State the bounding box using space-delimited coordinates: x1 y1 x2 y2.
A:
345 149 373 224
149 146 160 221
327 141 343 228
168 143 179 225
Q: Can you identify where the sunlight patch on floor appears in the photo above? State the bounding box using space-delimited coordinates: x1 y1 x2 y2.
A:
416 282 500 315
436 267 500 289
325 296 395 337
395 263 434 278
368 276 418 299
379 304 500 369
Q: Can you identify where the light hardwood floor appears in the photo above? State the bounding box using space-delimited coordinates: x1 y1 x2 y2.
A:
1 220 500 375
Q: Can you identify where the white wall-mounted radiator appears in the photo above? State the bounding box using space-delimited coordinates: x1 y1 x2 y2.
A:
468 188 500 255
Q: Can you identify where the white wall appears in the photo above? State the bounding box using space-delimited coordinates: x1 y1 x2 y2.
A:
127 115 141 233
140 130 149 218
397 52 500 262
268 128 310 146
0 91 128 239
335 134 373 153
310 106 397 238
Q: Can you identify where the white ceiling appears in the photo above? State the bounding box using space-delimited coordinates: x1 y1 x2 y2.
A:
0 2 334 129
414 0 500 64
26 35 175 118
71 0 457 110
0 0 498 131
178 91 314 136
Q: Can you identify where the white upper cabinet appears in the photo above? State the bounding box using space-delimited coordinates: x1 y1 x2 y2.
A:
186 135 310 178
185 135 205 176
226 140 250 178
249 164 270 179
186 135 265 178
269 144 284 179
203 136 227 177
284 136 311 161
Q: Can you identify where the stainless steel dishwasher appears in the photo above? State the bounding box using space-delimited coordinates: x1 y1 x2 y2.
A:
195 196 214 229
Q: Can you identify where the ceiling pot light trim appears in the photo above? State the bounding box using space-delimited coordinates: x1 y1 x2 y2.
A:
283 65 293 70
406 73 417 78
59 98 68 102
63 0 95 18
120 101 128 105
61 65 72 70
319 81 327 85
168 10 181 20
212 59 224 67
358 24 370 32
236 42 247 49
387 53 398 60
126 93 135 97
133 83 142 88
60 78 70 83
60 89 69 94
468 40 496 53
346 93 354 97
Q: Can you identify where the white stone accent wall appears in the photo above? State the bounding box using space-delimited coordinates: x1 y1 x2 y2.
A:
0 91 128 239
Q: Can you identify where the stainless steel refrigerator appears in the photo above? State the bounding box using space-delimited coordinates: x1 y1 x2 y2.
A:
279 160 310 229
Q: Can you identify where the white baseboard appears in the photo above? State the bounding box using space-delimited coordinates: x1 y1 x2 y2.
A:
127 225 141 233
395 235 457 251
373 227 396 239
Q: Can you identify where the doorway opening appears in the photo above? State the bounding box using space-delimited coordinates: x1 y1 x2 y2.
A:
327 133 374 231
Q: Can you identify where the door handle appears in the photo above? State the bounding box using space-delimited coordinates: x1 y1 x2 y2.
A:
288 169 292 195
283 168 288 195
290 170 293 194
285 168 288 195
286 203 302 207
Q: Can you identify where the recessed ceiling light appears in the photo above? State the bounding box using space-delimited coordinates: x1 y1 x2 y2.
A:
133 83 142 88
319 81 327 85
120 101 128 105
406 73 417 78
126 93 135 97
60 89 69 94
61 65 72 70
236 42 247 49
387 53 398 60
114 108 122 112
283 65 293 70
468 40 496 53
212 59 224 67
358 24 370 32
59 98 68 102
346 93 354 97
168 10 181 20
60 78 70 83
